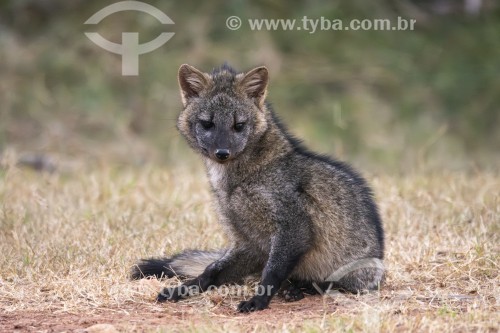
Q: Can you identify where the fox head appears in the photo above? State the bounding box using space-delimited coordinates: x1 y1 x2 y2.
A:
176 63 269 163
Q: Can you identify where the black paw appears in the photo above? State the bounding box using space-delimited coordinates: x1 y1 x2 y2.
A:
237 296 269 312
281 286 305 302
156 287 182 303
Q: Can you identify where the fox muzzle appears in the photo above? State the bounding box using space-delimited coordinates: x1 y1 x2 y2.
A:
214 149 231 161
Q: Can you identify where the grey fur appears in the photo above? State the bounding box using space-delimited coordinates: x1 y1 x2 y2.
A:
132 63 385 312
131 250 224 280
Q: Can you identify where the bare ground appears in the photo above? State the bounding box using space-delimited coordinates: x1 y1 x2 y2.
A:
2 288 497 332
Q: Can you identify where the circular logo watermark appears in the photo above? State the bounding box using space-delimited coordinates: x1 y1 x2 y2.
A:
84 1 175 76
312 257 385 297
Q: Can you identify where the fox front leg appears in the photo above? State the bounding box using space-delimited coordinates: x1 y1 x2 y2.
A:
238 224 313 312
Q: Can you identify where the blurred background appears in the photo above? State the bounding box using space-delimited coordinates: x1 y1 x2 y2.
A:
0 0 499 174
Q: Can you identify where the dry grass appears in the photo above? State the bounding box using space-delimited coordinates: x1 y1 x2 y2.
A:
0 157 498 332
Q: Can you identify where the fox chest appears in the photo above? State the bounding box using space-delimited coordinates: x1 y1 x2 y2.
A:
214 183 278 245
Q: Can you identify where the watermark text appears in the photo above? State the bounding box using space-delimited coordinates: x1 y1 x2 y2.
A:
226 16 416 32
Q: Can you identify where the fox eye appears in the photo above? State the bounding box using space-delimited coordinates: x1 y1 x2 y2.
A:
200 120 214 130
234 122 245 132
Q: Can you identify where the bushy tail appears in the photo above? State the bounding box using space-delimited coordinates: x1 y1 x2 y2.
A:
130 249 225 280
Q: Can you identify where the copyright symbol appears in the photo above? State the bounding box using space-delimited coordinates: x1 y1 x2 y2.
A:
226 16 242 30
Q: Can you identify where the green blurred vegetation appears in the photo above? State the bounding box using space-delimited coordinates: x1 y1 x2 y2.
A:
0 0 499 172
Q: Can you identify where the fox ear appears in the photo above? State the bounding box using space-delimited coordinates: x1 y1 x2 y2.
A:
178 64 210 106
238 66 268 108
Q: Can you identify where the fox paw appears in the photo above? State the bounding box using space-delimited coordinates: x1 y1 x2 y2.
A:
281 286 305 302
237 296 269 312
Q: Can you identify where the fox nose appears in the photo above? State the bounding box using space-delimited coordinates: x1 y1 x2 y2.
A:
215 149 230 161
